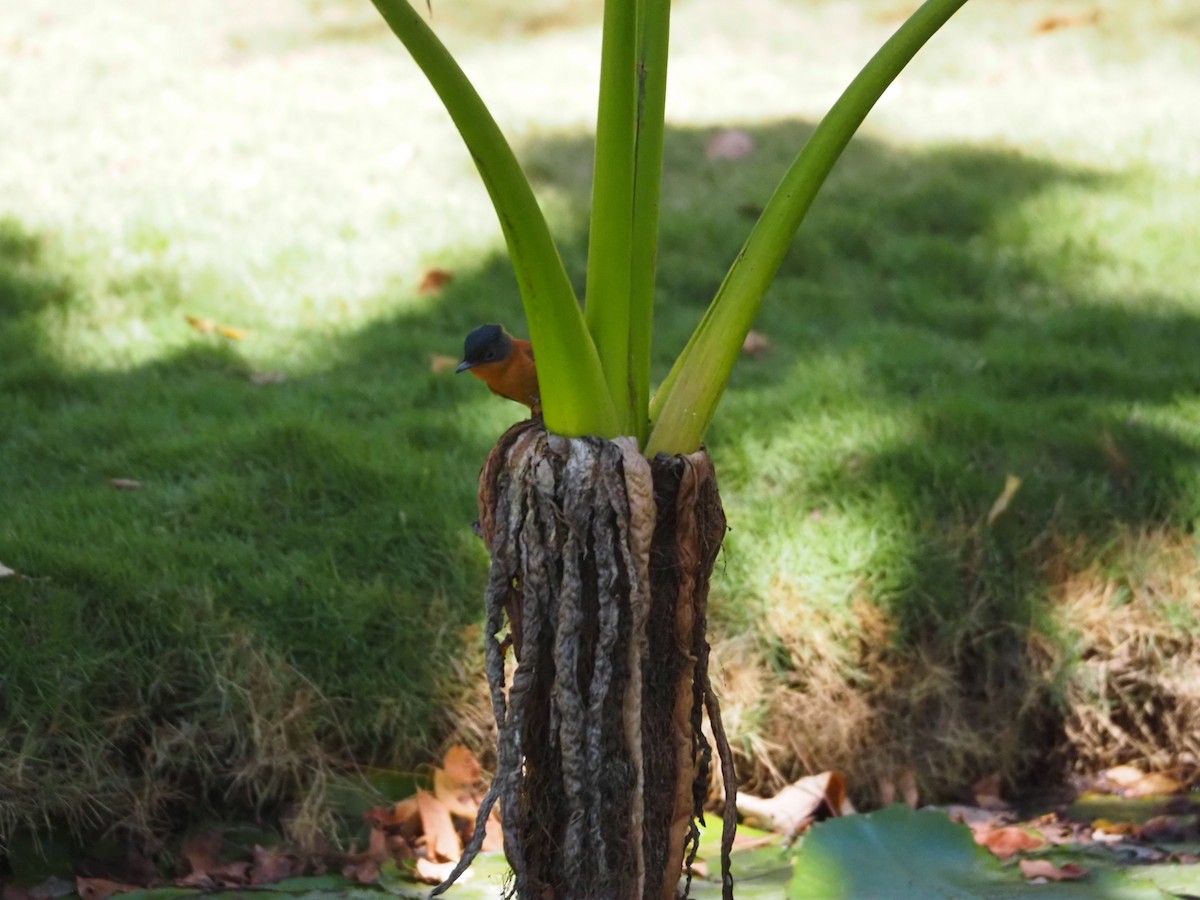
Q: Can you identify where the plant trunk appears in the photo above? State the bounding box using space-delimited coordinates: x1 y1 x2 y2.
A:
438 419 736 900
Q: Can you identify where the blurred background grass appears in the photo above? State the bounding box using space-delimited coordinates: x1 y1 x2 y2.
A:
2 0 1199 849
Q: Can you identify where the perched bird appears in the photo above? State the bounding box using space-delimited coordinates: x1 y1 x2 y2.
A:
456 323 540 411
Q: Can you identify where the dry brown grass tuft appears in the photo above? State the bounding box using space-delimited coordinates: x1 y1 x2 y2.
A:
1035 528 1200 774
714 527 1200 809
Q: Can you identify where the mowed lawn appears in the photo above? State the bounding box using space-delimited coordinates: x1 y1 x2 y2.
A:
2 0 1199 843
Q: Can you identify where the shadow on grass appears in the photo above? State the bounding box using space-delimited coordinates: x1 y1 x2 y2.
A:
2 116 1198 841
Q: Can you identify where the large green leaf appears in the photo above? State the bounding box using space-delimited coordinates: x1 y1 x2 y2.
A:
789 806 1172 900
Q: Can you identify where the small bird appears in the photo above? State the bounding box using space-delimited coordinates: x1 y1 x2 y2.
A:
456 323 540 411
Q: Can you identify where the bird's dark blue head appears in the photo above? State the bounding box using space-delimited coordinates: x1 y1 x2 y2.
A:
457 323 513 373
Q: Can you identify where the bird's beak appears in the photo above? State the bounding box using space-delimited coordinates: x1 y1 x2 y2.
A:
455 360 474 374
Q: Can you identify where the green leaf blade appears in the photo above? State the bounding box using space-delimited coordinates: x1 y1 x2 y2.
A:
584 0 641 435
368 0 618 437
646 0 970 455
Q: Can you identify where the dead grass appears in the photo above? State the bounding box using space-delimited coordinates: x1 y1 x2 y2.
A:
1037 529 1200 774
715 527 1200 807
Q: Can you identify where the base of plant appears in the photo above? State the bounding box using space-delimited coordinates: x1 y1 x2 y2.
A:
437 418 736 899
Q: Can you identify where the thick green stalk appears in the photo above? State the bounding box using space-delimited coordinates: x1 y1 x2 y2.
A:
584 0 640 435
627 0 671 446
369 0 618 437
646 0 969 455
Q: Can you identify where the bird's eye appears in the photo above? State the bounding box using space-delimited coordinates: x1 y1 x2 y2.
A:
484 350 497 361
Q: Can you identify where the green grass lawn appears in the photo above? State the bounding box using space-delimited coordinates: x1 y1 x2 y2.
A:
2 0 1200 849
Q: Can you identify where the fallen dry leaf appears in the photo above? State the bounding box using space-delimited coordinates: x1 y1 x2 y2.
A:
430 354 460 375
417 789 462 862
418 268 454 295
184 314 250 340
185 314 216 333
74 878 138 900
250 845 296 885
986 474 1022 526
443 745 483 785
741 330 771 357
414 857 458 885
706 129 755 160
736 771 853 837
109 479 142 490
1101 766 1183 798
364 797 421 841
974 825 1045 860
341 825 389 884
1019 859 1087 881
1032 10 1102 34
181 832 223 878
433 767 480 820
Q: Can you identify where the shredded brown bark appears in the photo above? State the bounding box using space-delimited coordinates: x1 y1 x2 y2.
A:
437 420 734 900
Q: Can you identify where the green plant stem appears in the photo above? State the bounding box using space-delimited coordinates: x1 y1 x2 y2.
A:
628 0 671 446
646 0 969 456
584 0 641 435
369 0 618 437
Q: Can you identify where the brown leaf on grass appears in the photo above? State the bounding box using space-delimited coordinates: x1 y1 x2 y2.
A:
414 858 458 885
181 832 223 879
75 878 138 900
417 789 462 862
706 129 755 160
736 771 853 837
1092 818 1137 838
109 478 142 490
1032 10 1102 34
986 474 1022 526
974 825 1045 859
1019 859 1087 881
430 354 460 375
443 745 483 785
341 825 389 884
184 314 250 340
185 314 216 333
250 845 297 885
434 767 480 820
417 268 454 295
177 831 251 887
1101 765 1183 798
364 797 421 841
741 330 772 357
